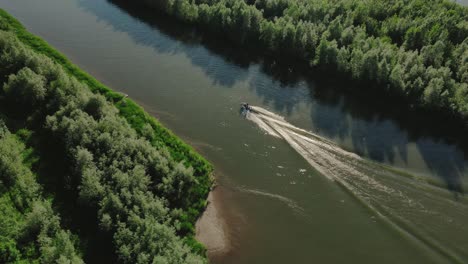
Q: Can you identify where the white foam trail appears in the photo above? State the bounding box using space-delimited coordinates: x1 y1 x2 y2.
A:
245 105 468 263
247 112 281 138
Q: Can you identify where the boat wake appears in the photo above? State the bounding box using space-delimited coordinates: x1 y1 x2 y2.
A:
236 186 306 214
245 105 468 263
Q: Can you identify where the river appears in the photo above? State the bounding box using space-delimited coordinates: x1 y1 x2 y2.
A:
1 0 467 263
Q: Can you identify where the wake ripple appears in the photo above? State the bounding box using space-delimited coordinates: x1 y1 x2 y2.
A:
236 186 306 214
245 106 468 263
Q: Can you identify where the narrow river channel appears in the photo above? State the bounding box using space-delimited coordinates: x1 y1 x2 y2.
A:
2 0 467 263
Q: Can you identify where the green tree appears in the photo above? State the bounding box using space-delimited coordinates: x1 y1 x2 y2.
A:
3 67 46 110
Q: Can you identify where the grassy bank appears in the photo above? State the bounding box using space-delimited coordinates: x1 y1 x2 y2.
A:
0 6 212 235
0 8 213 261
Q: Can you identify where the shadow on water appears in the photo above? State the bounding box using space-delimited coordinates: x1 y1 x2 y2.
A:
76 0 466 196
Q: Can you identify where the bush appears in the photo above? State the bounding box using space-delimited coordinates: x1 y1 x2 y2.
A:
0 19 212 261
0 126 83 263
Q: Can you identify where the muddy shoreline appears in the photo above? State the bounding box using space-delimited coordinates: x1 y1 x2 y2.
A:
196 186 232 261
196 184 247 263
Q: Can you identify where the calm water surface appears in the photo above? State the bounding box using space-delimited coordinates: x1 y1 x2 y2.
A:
2 0 467 263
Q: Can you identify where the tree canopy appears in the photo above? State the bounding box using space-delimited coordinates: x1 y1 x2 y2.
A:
0 122 83 263
137 0 468 121
0 20 210 262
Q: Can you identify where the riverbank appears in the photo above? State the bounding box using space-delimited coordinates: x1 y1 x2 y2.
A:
3 1 467 263
196 187 230 257
195 184 249 263
0 7 213 260
128 0 468 130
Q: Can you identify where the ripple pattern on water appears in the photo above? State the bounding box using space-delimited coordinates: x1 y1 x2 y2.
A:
247 106 468 263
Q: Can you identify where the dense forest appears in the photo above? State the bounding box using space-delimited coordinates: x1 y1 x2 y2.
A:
0 9 212 263
136 0 468 123
0 125 83 263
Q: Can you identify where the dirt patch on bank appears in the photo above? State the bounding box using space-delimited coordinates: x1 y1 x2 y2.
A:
196 186 231 258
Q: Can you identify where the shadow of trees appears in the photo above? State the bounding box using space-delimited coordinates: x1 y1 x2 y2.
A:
77 0 466 196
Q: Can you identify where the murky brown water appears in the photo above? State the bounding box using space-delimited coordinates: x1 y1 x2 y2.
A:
2 0 467 263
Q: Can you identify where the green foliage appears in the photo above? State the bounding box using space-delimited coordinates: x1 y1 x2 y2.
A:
0 9 213 257
23 201 83 264
114 213 204 264
0 127 39 210
3 67 47 111
135 0 468 121
0 13 213 261
0 126 83 263
0 237 21 263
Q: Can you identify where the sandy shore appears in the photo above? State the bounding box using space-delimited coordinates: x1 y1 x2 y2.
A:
196 186 231 258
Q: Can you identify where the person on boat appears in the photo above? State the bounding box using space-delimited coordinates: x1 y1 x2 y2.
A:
242 103 251 111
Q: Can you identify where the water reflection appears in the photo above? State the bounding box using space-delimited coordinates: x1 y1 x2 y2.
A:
77 0 467 195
